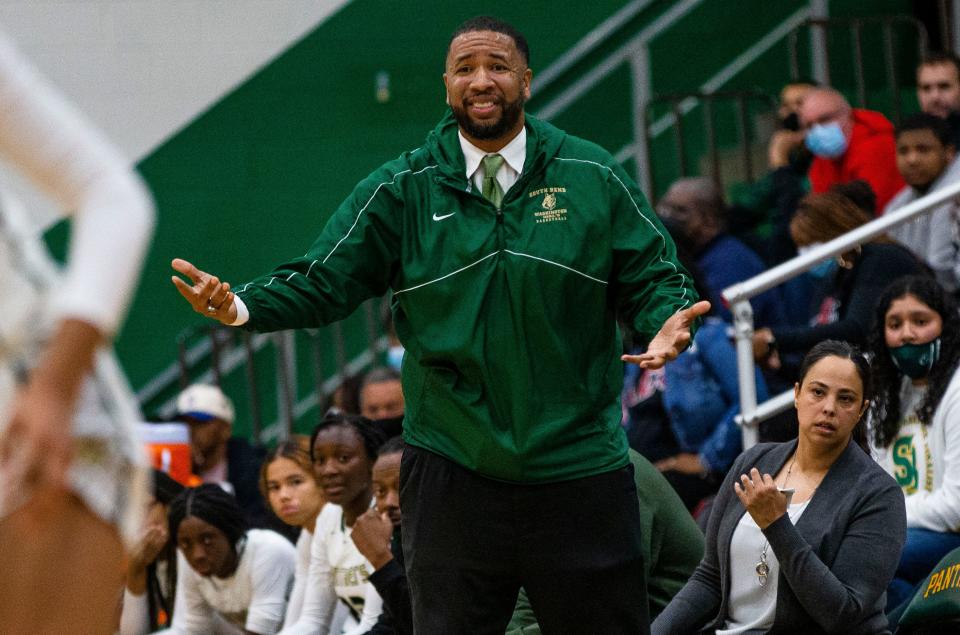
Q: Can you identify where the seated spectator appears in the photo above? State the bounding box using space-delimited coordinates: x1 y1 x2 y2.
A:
657 316 769 511
261 439 350 633
730 78 817 265
658 177 784 328
280 414 385 633
885 113 960 292
352 439 703 632
916 52 960 148
753 192 926 365
800 87 904 212
119 469 185 634
653 341 906 634
621 355 678 463
168 483 297 634
359 367 404 439
175 383 272 530
867 276 960 611
350 436 410 633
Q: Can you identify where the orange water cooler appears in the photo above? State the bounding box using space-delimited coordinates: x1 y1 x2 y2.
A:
137 422 195 486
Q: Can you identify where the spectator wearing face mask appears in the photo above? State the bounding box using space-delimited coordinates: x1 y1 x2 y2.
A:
657 177 785 329
359 367 404 440
728 79 818 265
752 192 926 369
868 276 960 612
799 88 904 213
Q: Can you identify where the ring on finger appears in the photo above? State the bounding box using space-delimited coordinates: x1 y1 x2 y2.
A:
206 302 218 314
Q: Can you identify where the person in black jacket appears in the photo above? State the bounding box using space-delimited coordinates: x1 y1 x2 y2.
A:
753 191 928 370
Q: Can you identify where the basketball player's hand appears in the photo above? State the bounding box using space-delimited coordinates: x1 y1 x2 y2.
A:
351 508 394 570
0 320 100 505
171 258 238 325
622 300 711 369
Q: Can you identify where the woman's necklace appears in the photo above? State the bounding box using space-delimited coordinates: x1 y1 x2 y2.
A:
755 458 795 587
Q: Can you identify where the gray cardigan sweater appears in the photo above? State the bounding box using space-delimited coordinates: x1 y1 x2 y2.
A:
653 440 906 634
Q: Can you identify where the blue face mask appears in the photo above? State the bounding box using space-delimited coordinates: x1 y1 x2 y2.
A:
808 259 838 279
386 345 405 371
805 122 848 159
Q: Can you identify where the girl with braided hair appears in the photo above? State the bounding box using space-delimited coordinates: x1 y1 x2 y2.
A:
868 275 960 610
168 483 296 634
120 469 185 634
279 413 385 634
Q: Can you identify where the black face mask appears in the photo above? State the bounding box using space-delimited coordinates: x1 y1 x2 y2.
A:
781 112 800 131
374 415 404 441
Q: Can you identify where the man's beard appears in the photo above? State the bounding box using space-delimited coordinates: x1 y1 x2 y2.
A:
451 93 525 141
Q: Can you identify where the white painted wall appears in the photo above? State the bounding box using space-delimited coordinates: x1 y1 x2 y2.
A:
0 0 348 223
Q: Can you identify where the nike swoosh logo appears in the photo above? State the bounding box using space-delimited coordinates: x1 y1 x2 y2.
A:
432 212 456 221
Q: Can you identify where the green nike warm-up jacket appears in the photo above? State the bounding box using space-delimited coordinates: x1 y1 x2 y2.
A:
236 112 697 483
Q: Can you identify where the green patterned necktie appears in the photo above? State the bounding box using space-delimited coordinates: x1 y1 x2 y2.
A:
481 153 505 208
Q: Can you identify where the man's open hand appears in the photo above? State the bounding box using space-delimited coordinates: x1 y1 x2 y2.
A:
621 300 711 369
171 258 238 325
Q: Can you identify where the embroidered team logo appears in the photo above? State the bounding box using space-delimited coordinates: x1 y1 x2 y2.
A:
528 187 568 224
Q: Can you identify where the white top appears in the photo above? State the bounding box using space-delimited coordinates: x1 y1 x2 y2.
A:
169 529 297 635
0 31 154 337
279 503 383 634
872 369 960 531
458 127 526 194
718 500 812 635
119 559 172 635
884 156 960 292
283 528 314 627
230 127 527 327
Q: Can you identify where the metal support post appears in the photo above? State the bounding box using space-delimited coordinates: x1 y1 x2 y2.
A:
732 300 759 449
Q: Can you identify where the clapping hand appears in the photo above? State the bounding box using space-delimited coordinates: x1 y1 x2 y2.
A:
171 258 237 325
622 300 711 369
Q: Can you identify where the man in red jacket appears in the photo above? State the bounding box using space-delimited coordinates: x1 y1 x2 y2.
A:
799 87 904 213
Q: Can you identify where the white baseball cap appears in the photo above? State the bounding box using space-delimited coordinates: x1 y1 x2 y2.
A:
175 384 235 425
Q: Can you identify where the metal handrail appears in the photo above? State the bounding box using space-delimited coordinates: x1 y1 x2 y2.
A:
722 178 960 446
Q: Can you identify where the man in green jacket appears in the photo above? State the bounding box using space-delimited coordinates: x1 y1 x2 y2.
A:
173 15 707 634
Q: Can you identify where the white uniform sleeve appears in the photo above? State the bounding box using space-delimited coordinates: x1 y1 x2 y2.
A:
341 582 383 635
283 529 313 628
169 552 216 634
0 34 154 336
245 532 297 635
119 588 150 635
904 375 960 531
278 507 338 634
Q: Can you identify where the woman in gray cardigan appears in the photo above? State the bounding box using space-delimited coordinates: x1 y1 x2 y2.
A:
653 340 906 634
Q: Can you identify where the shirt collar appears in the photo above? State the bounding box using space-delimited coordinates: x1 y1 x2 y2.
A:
458 126 527 179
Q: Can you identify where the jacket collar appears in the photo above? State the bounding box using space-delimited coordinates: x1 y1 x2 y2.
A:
424 110 566 188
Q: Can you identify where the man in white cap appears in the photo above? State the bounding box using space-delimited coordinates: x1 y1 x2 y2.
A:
175 383 273 530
